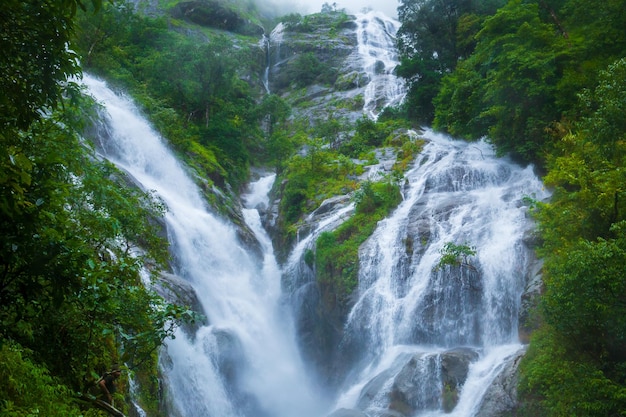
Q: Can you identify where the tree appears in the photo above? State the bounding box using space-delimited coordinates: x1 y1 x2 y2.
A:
0 0 103 129
1 0 101 219
434 242 477 271
523 57 626 416
433 0 568 161
0 97 190 389
1 1 192 409
396 0 504 122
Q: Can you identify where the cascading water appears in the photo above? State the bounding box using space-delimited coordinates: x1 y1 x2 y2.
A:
81 8 548 416
355 11 406 119
324 130 549 416
83 74 328 417
260 22 285 94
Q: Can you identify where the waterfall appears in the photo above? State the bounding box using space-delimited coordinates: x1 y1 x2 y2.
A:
82 13 548 413
355 11 406 119
326 130 549 416
82 74 329 417
260 22 285 94
259 33 271 94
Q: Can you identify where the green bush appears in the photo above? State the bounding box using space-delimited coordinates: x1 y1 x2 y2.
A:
0 342 83 417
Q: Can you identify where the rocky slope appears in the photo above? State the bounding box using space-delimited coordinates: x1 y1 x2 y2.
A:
267 10 405 124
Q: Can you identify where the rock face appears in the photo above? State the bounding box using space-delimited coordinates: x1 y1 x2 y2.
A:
279 194 356 382
475 348 526 417
387 349 479 415
155 272 208 336
327 409 369 417
268 13 358 95
519 252 544 343
266 11 401 125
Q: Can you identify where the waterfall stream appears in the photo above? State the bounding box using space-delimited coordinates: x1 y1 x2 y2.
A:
355 11 406 119
83 74 327 417
326 130 549 416
83 9 548 416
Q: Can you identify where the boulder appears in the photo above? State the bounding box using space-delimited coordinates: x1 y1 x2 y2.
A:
353 349 479 416
440 348 481 412
155 272 207 336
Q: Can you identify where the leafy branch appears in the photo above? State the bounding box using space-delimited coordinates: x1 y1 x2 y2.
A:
434 242 477 271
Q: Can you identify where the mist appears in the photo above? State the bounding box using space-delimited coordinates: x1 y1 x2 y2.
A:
260 0 400 19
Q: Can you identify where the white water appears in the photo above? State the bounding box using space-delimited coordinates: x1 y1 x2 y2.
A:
260 22 285 94
328 130 549 415
83 74 328 417
82 9 547 414
355 11 406 119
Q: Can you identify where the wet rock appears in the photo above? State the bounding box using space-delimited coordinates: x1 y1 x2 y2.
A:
440 348 481 412
518 257 543 343
211 328 244 384
310 194 353 218
335 71 369 91
475 347 526 417
441 348 480 387
357 367 397 410
353 349 479 416
389 348 479 414
327 408 369 417
155 272 207 336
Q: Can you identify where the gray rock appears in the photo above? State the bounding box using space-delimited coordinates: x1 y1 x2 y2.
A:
155 272 207 336
475 347 526 417
441 347 481 388
388 348 479 414
357 367 397 410
440 348 481 412
518 257 543 343
170 0 263 36
353 349 479 416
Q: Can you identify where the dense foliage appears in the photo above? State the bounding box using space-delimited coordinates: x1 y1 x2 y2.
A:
275 116 416 247
396 0 506 122
396 0 626 414
1 1 192 415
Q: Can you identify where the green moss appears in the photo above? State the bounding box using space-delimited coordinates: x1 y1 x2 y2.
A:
315 180 402 300
442 382 459 412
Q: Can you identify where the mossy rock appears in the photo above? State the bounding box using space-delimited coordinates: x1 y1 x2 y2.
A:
335 71 368 91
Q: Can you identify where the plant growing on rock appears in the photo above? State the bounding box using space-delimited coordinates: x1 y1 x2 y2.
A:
434 242 477 271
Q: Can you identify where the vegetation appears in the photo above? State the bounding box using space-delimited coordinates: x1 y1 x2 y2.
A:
281 8 351 34
279 116 422 301
396 0 506 123
4 0 625 414
396 0 626 414
434 242 477 271
275 116 417 246
272 9 352 90
315 179 402 304
1 1 194 415
74 0 267 192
